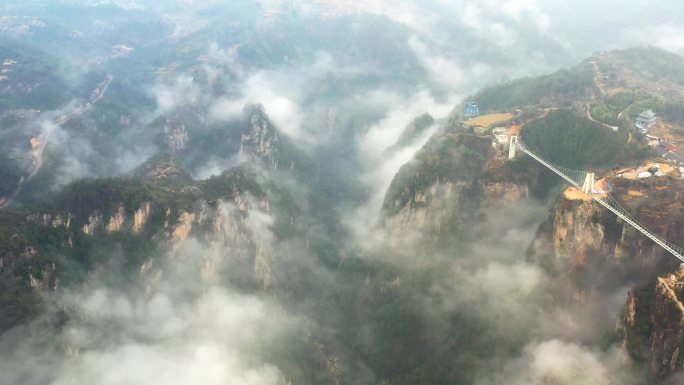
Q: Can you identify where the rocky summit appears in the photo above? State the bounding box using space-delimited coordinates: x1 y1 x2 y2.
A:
3 2 684 385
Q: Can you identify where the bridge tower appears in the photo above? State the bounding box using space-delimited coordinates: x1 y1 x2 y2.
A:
581 172 595 194
508 135 518 159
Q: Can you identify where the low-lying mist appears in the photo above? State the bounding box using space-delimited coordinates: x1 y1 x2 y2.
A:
2 1 682 384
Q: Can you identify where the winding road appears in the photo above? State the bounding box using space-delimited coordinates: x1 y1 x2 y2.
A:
585 103 619 131
0 74 114 208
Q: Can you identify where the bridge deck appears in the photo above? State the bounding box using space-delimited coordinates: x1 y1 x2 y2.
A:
514 138 684 263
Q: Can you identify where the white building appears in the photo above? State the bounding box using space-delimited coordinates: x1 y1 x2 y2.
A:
493 133 509 146
635 110 657 131
491 127 509 149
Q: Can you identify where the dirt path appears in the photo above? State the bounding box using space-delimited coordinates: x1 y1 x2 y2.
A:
515 108 558 134
589 61 606 96
585 103 619 131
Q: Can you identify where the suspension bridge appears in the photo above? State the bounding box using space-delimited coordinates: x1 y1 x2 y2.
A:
509 136 684 263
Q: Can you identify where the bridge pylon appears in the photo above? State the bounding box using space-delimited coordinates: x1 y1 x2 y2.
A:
514 139 684 263
581 172 595 194
508 135 518 159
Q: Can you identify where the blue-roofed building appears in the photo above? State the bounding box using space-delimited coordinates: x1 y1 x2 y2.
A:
465 101 479 118
635 109 657 132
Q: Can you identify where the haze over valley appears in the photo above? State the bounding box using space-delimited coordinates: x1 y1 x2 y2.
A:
3 1 684 384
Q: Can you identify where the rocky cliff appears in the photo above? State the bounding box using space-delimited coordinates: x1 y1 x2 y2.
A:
530 174 684 302
381 127 536 251
650 276 684 378
0 156 303 332
153 104 207 154
621 271 684 380
241 104 319 183
522 168 684 380
0 96 331 330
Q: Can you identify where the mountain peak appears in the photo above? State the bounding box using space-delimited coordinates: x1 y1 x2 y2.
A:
131 153 199 194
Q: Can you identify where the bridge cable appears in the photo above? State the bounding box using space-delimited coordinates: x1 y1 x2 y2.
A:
515 139 684 262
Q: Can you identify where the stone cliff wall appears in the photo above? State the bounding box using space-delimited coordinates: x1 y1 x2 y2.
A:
381 132 534 251
621 274 684 380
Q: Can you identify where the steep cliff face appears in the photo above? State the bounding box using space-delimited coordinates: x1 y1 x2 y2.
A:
164 120 189 153
381 128 535 250
622 282 655 362
482 158 536 204
132 202 151 234
0 157 299 332
530 175 684 302
241 104 284 170
381 132 490 248
482 180 530 203
523 171 684 380
158 107 207 153
651 277 684 378
240 104 318 181
79 168 274 287
553 195 606 265
621 272 684 380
